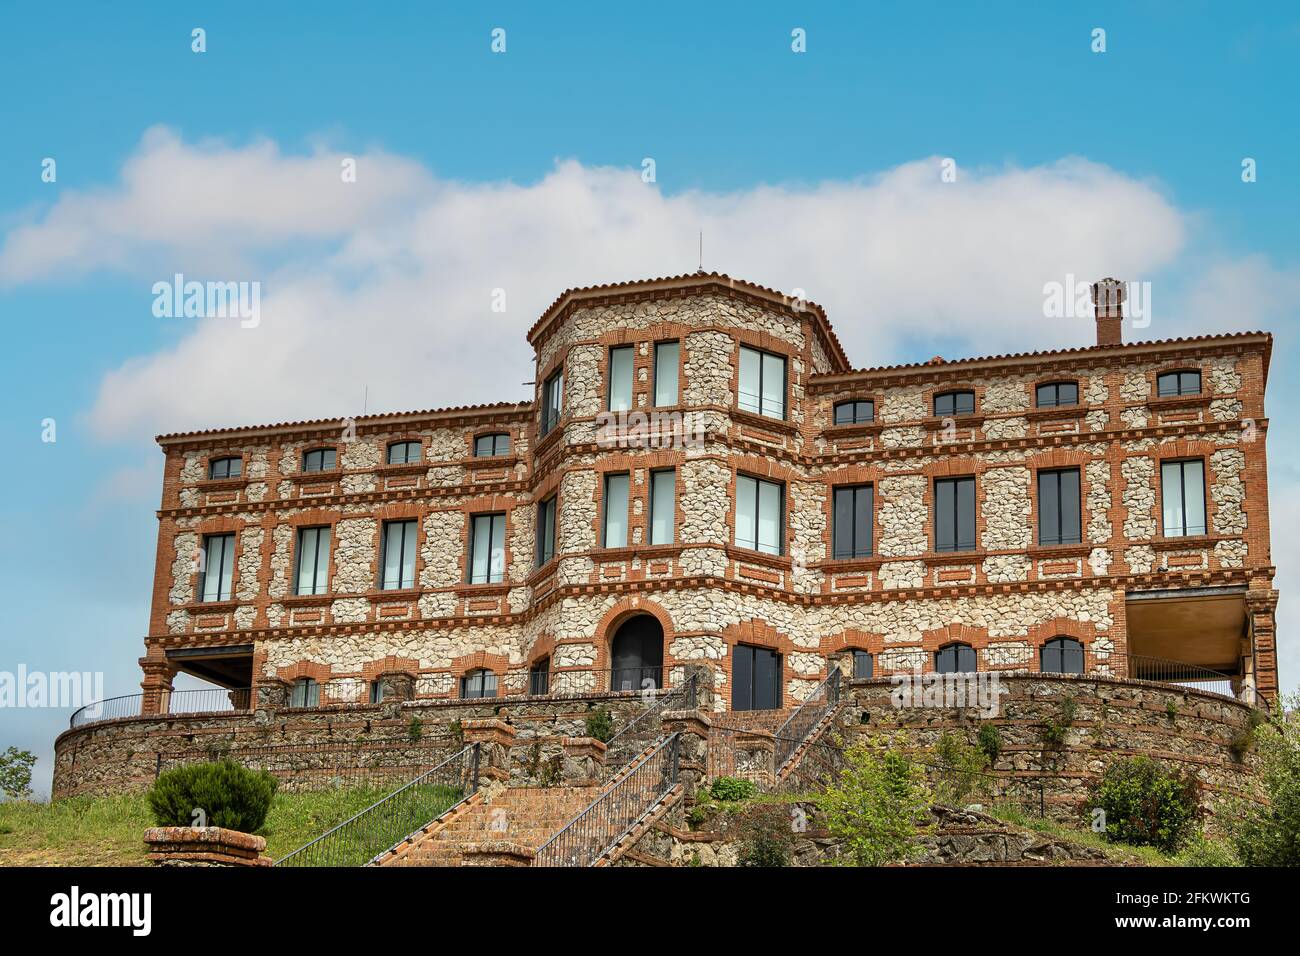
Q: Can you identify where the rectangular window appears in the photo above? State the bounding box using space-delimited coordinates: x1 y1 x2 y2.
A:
473 433 511 457
607 346 634 412
208 457 242 479
649 468 676 545
1157 370 1202 397
1037 468 1082 545
294 526 331 595
201 533 236 602
738 346 786 419
468 513 506 584
732 644 782 711
654 341 679 407
386 441 422 465
379 519 417 590
934 391 976 417
536 496 557 566
541 369 564 436
832 485 873 559
602 473 630 548
1035 382 1079 408
735 474 784 555
934 477 977 552
1161 459 1207 537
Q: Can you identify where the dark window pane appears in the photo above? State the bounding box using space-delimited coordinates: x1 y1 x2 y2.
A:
1059 469 1081 543
852 650 873 679
754 647 780 710
855 487 872 557
936 643 977 673
1038 471 1060 544
732 645 754 711
935 479 955 551
833 487 855 558
1059 382 1078 405
1181 371 1200 394
956 478 976 551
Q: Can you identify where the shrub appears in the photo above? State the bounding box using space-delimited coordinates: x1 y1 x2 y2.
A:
710 776 758 802
976 723 1001 765
0 747 36 799
736 803 795 867
1041 695 1077 750
816 738 928 867
1165 699 1179 723
1086 756 1200 853
929 731 991 807
1175 833 1240 867
147 760 278 833
1226 692 1300 866
585 707 615 743
407 716 423 741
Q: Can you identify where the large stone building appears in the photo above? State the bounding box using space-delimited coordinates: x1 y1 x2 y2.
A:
131 272 1277 722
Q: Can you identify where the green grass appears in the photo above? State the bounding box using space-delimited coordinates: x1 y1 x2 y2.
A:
0 785 450 867
986 804 1177 866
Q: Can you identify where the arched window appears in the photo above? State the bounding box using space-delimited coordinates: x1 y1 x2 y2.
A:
933 390 975 417
386 440 423 465
474 433 511 457
851 649 873 679
302 447 336 472
1156 369 1201 397
935 642 977 674
1040 637 1085 675
1035 381 1078 408
460 668 498 700
528 657 550 696
288 677 319 708
208 456 242 479
833 400 875 425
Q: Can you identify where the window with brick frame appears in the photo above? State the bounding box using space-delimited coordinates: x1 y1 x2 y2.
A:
653 341 679 407
386 440 422 465
536 496 557 567
735 474 784 555
208 456 242 479
832 484 873 559
833 400 874 425
608 346 634 412
1041 637 1085 675
732 643 782 711
1037 467 1081 545
288 678 319 708
460 668 498 700
935 642 977 673
467 513 506 584
294 526 331 595
1035 381 1078 408
200 532 235 602
379 519 417 589
933 476 976 552
1157 370 1201 397
528 657 550 696
541 369 564 436
1161 458 1207 537
649 468 676 545
852 649 874 679
738 345 786 419
933 390 975 417
602 473 630 548
302 447 336 472
474 433 511 457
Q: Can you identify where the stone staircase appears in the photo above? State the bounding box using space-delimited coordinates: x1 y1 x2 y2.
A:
378 785 599 867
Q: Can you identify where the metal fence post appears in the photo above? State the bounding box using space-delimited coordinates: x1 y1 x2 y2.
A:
470 742 481 794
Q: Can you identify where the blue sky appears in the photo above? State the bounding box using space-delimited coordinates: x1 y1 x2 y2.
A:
2 2 1297 796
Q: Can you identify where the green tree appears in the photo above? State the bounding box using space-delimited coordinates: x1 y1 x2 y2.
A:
0 747 36 799
815 739 928 866
1086 756 1200 853
1228 692 1300 866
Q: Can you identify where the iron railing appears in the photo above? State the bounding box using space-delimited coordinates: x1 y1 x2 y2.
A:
69 687 252 728
773 669 841 772
533 733 681 867
274 744 479 867
602 675 695 771
1126 655 1238 700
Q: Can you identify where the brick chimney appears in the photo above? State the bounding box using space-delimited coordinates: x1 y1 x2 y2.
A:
1091 277 1125 346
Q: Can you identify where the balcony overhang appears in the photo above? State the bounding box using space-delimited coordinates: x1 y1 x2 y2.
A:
1125 586 1247 674
166 645 254 688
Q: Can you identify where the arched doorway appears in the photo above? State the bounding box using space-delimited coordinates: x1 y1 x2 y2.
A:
609 614 664 692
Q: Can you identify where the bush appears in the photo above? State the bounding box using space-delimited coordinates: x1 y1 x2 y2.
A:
146 761 278 833
1226 692 1300 866
710 776 758 802
736 803 795 867
816 738 928 866
976 723 1001 765
1174 833 1240 867
585 707 615 743
929 731 992 807
407 716 423 741
0 747 36 799
1086 756 1200 853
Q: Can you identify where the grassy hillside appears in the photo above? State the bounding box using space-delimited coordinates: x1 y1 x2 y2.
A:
0 786 397 866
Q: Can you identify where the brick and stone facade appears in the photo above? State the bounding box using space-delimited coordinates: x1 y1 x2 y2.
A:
54 272 1279 797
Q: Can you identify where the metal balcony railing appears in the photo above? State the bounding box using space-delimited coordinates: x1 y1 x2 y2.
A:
68 688 252 728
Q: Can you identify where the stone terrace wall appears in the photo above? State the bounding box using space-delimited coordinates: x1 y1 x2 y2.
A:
838 674 1262 821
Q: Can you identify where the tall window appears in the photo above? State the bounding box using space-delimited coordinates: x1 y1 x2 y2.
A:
935 642 977 673
386 441 422 465
1037 468 1081 545
302 448 336 472
1161 459 1207 537
474 433 511 457
833 400 874 425
468 513 506 584
541 369 564 436
201 533 235 601
602 473 629 548
832 485 873 559
735 474 783 555
461 668 498 700
1041 637 1085 675
536 496 557 567
369 681 387 704
934 477 976 552
288 678 319 708
738 346 786 419
852 650 874 679
208 456 241 479
607 346 634 411
379 519 417 589
933 391 975 417
528 657 550 696
1157 370 1201 397
1035 382 1078 408
654 341 679 406
649 468 676 545
732 644 782 711
295 526 331 595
